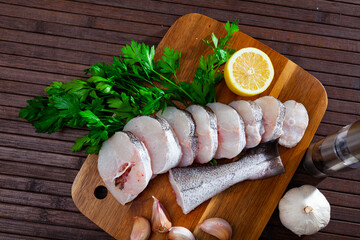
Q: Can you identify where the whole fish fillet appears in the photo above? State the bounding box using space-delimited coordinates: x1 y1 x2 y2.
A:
186 105 218 164
279 100 309 148
124 116 182 174
169 140 285 214
98 131 152 205
156 107 198 167
229 100 264 148
207 102 246 159
255 96 285 143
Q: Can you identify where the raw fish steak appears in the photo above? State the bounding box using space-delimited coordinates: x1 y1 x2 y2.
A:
279 100 309 148
229 100 264 148
156 107 197 167
98 131 152 205
207 102 246 159
186 105 218 164
124 115 182 174
255 96 285 142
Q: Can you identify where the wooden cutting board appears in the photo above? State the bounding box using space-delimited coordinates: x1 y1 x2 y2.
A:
72 13 327 239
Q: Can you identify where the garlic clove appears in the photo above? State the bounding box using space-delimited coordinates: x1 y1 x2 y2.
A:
151 196 172 233
199 217 232 240
168 226 195 240
130 216 151 240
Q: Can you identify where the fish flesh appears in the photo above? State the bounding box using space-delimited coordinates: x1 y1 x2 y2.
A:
124 115 182 174
207 102 246 159
255 96 285 143
169 140 285 214
98 131 152 205
186 105 218 164
229 100 264 148
156 107 197 167
279 100 309 148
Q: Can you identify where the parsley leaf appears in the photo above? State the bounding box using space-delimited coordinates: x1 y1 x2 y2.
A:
19 20 239 154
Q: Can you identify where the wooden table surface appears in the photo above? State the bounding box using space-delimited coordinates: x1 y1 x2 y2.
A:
0 0 359 239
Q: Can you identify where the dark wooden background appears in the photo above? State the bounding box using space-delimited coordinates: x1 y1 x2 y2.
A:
0 0 359 239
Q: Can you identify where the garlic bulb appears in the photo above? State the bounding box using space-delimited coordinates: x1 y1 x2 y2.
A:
279 185 331 236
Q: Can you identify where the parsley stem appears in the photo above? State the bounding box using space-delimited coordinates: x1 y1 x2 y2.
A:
151 69 195 103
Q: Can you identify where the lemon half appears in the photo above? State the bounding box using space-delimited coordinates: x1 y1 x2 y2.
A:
224 47 274 96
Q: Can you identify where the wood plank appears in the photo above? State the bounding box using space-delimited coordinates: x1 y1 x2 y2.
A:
0 66 76 86
0 106 25 122
261 224 358 240
0 54 87 78
0 2 169 37
3 1 360 43
0 28 121 56
322 111 359 126
0 174 72 197
0 132 85 157
0 15 161 45
321 190 360 209
160 0 360 29
0 188 78 212
309 71 360 89
0 160 77 183
239 25 360 52
296 164 360 182
291 173 360 195
0 92 31 108
247 0 360 17
0 232 48 240
0 41 113 66
260 39 360 65
0 202 100 230
0 118 87 143
331 205 360 223
0 218 113 240
287 55 360 78
0 0 176 26
0 146 83 169
327 99 360 115
72 0 360 42
324 86 360 102
42 0 360 53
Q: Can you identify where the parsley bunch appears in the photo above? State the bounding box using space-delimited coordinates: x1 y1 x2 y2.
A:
19 20 239 154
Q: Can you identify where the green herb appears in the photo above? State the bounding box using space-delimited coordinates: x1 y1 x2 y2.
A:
209 159 218 166
19 20 239 154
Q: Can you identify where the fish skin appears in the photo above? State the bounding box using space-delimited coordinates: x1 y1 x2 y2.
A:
156 107 198 167
98 131 152 205
169 140 285 214
186 105 218 164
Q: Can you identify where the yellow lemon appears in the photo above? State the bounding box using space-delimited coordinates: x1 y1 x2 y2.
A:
224 47 274 96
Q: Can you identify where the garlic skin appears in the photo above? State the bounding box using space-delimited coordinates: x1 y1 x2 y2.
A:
168 227 195 240
199 217 232 240
279 185 331 236
151 196 172 233
130 216 151 240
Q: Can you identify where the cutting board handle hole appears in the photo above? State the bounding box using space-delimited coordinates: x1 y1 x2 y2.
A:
94 185 108 199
